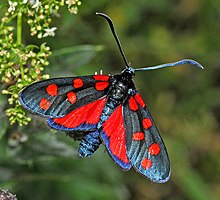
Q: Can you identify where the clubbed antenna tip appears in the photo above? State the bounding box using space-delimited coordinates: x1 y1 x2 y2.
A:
96 12 130 68
135 59 204 71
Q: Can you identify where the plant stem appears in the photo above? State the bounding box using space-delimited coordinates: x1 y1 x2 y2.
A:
17 12 22 45
17 12 24 79
20 63 25 80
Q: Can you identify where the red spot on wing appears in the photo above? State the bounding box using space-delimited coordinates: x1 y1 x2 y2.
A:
93 75 109 81
46 84 58 96
141 158 152 169
132 132 145 141
67 92 77 104
134 93 146 108
129 97 138 111
148 143 160 155
53 97 106 128
73 78 83 88
143 118 152 130
95 82 109 91
40 98 50 110
102 105 130 164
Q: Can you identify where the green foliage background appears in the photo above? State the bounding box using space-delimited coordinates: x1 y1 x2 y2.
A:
0 0 220 199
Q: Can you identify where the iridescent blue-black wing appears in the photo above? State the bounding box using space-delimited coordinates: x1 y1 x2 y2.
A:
123 92 170 183
19 75 110 132
19 75 110 118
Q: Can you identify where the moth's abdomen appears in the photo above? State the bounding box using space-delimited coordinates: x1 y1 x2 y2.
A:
78 131 101 158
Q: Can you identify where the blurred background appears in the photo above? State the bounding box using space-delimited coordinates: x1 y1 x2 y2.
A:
1 0 220 199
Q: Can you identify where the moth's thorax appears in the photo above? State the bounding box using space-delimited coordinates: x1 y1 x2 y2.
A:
98 72 135 128
109 71 135 102
111 80 128 100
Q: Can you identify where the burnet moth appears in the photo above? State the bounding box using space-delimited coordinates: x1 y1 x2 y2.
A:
19 13 203 183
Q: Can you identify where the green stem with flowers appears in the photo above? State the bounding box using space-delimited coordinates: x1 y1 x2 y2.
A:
17 12 24 79
17 12 22 45
0 0 81 126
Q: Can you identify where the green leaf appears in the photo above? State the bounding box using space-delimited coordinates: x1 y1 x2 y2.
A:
49 44 104 75
0 116 7 140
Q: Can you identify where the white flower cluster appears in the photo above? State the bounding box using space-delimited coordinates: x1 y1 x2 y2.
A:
23 0 42 11
43 27 57 37
8 0 58 38
8 1 18 13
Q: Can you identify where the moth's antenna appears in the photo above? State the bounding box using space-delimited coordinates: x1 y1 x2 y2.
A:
135 59 204 71
96 12 130 68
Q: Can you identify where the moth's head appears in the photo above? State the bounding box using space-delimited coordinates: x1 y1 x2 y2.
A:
121 67 135 79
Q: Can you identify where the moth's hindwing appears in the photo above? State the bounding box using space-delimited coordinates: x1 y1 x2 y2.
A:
47 97 107 131
100 105 132 170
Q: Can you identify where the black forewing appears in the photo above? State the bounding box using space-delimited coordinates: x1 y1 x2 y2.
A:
123 92 170 183
19 75 110 118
